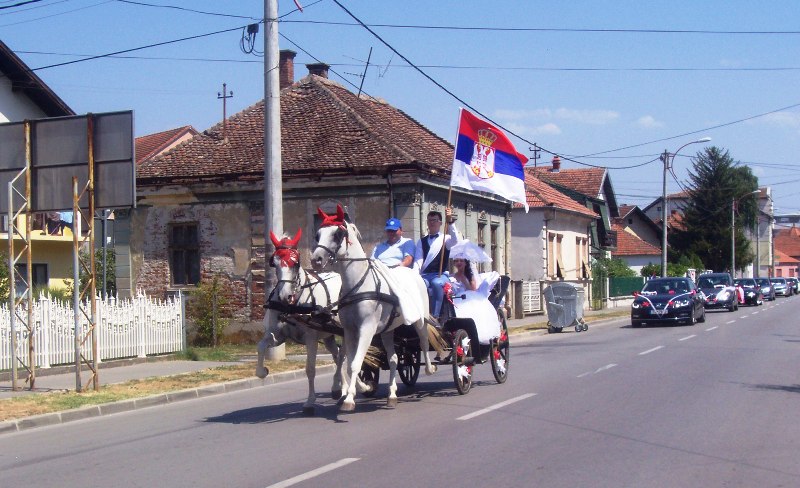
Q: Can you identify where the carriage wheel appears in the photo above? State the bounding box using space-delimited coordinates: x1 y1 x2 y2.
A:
357 364 380 398
398 348 421 387
452 329 473 395
491 311 510 384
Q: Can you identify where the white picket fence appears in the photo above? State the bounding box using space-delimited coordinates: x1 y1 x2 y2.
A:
0 293 184 370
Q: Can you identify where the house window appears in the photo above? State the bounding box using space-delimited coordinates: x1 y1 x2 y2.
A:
1 215 8 233
490 224 499 272
169 223 200 286
548 232 563 279
776 269 782 277
627 218 633 225
477 221 487 273
576 237 589 279
14 263 48 289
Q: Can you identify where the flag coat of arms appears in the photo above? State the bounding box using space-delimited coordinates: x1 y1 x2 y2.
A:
450 109 529 211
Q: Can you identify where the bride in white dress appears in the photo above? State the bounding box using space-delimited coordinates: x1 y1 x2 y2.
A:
450 257 501 345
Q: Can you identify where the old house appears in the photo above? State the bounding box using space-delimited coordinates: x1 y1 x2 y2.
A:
611 205 662 275
510 173 597 315
116 52 512 332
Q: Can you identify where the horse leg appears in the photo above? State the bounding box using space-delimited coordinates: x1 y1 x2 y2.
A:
256 310 282 378
322 334 343 400
341 323 376 412
381 331 399 408
302 331 319 416
340 327 360 411
416 318 437 375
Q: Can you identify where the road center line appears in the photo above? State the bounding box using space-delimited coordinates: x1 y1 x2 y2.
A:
457 393 536 421
706 326 718 331
266 458 360 488
738 315 748 319
595 363 617 373
726 320 736 324
638 346 664 356
679 334 696 341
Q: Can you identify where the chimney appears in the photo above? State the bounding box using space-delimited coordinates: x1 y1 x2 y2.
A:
306 62 330 79
279 50 296 89
550 155 561 172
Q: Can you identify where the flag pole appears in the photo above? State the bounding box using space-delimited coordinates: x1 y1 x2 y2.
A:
437 187 453 276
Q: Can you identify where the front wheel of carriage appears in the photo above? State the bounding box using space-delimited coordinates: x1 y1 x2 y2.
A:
491 312 510 384
452 328 473 395
398 348 421 387
357 364 380 398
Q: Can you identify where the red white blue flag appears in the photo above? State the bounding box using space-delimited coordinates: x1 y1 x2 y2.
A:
450 108 529 211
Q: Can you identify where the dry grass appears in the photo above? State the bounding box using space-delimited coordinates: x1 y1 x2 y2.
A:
0 359 328 422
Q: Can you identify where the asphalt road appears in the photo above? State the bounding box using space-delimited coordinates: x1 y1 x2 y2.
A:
1 297 799 488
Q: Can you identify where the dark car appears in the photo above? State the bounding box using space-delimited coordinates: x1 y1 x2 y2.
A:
770 278 790 297
631 277 706 327
697 272 738 311
733 278 763 306
786 277 799 294
755 277 776 301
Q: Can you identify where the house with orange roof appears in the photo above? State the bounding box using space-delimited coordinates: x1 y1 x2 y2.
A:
510 173 597 315
117 51 514 326
773 225 800 278
528 156 619 258
1 40 76 292
135 126 198 164
611 205 662 274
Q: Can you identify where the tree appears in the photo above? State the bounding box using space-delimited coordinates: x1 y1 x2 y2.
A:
671 147 758 273
0 251 9 302
594 257 636 277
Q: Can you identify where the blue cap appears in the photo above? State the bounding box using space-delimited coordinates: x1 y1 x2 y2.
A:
385 218 402 231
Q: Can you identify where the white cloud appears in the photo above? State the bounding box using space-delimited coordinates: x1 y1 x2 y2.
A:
494 108 551 120
552 108 619 125
759 112 800 129
504 121 562 137
636 115 664 128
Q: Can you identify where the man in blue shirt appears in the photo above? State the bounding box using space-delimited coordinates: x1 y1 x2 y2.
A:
371 217 415 268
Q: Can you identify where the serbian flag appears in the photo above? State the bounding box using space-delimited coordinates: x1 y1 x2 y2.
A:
450 108 529 211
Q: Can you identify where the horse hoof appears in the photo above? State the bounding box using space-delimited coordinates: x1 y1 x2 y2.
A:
331 389 342 400
386 397 398 408
340 400 356 412
255 366 269 379
426 365 437 375
302 406 316 416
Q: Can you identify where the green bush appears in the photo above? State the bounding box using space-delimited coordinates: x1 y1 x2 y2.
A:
186 275 232 347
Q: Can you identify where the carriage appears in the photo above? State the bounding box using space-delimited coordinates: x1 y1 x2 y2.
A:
362 275 511 395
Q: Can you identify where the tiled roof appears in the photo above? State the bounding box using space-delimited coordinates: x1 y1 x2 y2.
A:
653 209 687 231
517 173 598 218
135 126 198 164
611 222 661 256
528 166 607 199
618 205 636 218
775 249 800 264
775 225 800 259
138 75 454 182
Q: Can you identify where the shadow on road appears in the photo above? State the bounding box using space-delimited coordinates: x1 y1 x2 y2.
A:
750 383 800 395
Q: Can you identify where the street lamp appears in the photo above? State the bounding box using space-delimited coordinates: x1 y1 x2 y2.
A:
731 190 760 278
661 137 711 277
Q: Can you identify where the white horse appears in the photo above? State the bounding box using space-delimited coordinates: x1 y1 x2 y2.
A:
256 228 351 415
310 205 436 412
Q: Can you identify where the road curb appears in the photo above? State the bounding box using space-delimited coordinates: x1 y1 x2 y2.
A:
0 364 337 436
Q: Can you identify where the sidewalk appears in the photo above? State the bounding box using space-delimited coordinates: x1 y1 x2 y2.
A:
0 307 629 434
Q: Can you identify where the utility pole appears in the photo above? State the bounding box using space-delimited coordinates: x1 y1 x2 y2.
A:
661 150 670 277
264 0 284 361
217 83 233 141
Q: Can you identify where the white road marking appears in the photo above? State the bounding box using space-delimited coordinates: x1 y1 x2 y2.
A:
726 320 736 324
595 363 617 373
706 326 718 331
751 311 759 315
679 334 696 341
266 458 360 488
457 393 536 421
577 372 591 378
639 346 664 356
739 315 748 319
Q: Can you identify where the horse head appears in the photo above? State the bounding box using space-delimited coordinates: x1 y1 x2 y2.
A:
311 204 349 270
269 228 303 305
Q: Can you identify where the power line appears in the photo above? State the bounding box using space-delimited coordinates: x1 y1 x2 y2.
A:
0 0 45 10
114 0 258 20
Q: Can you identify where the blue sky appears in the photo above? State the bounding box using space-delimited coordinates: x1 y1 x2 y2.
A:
3 0 800 214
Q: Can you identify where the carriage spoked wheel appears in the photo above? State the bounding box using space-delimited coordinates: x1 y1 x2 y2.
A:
491 311 510 384
398 348 421 387
357 364 380 398
452 329 473 395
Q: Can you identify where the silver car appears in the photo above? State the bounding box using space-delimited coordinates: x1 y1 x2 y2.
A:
769 278 790 297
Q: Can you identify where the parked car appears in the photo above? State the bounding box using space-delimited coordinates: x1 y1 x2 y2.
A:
631 277 706 328
733 278 763 306
755 277 776 301
697 272 737 311
770 278 791 297
786 277 799 294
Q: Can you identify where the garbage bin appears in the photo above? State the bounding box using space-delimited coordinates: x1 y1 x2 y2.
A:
542 282 588 333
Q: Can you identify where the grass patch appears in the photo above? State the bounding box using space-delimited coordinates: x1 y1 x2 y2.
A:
176 343 308 362
0 359 330 422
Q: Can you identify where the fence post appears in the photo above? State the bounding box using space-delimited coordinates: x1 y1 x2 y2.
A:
179 291 186 352
39 297 51 368
137 294 147 358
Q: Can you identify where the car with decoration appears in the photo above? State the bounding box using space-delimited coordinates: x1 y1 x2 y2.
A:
697 272 737 311
631 277 706 328
770 277 791 297
733 278 763 306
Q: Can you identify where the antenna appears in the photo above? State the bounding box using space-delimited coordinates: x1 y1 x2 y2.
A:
217 83 234 141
